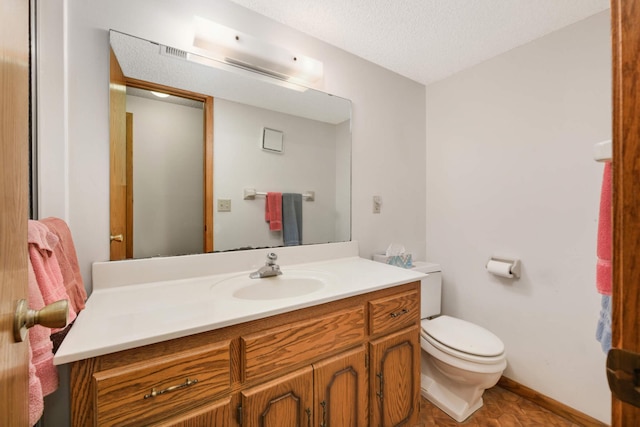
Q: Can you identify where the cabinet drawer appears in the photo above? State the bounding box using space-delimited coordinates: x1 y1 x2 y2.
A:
369 288 419 335
151 397 232 427
93 341 231 427
242 306 365 382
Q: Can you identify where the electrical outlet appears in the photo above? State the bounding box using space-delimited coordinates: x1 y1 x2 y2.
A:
373 196 381 214
217 199 231 212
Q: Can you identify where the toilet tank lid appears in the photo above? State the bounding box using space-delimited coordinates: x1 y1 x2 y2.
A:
411 261 441 274
421 315 504 357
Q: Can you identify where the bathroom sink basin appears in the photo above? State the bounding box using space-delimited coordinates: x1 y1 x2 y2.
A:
214 270 331 300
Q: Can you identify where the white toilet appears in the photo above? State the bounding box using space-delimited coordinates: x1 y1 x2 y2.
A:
413 262 507 422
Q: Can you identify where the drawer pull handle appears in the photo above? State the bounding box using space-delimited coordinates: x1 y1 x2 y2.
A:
390 308 409 318
144 377 198 399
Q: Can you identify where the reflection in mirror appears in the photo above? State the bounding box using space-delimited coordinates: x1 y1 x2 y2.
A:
109 30 352 260
127 88 205 259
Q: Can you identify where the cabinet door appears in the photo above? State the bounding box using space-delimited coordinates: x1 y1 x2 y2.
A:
370 326 420 427
241 366 314 427
313 347 368 427
152 397 232 427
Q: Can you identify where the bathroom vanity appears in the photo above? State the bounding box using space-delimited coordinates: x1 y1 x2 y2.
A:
56 246 425 427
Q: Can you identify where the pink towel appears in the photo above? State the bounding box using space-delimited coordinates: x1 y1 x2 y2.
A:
27 256 59 398
28 344 44 426
27 220 77 329
596 162 612 295
265 192 283 231
28 220 76 397
39 217 87 313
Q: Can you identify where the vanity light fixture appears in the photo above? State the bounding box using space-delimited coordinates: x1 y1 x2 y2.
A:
192 16 323 86
150 91 170 98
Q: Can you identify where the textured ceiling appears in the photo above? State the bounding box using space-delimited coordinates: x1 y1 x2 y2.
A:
228 0 610 85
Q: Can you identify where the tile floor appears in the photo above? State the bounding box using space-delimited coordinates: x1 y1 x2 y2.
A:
415 386 582 426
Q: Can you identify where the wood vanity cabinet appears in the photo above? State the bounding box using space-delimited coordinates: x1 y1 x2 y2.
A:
313 347 368 426
70 281 420 427
239 346 368 427
370 327 421 427
153 397 233 427
368 290 421 426
240 365 314 427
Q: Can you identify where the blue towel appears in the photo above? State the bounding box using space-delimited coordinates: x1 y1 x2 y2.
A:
282 193 302 246
595 295 612 353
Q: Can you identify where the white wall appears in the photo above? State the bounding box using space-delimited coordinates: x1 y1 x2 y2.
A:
38 0 427 295
126 95 204 258
214 98 344 251
425 11 611 423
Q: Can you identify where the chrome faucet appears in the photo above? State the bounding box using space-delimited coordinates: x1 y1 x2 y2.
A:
250 253 282 279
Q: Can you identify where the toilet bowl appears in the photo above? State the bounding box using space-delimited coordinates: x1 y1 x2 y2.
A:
411 262 507 422
420 316 506 422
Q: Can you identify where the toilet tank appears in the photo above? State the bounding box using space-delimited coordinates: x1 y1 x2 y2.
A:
411 262 442 318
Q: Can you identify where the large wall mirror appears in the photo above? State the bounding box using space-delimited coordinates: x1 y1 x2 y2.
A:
109 30 352 260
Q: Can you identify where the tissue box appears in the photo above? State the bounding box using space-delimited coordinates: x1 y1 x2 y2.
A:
373 253 413 269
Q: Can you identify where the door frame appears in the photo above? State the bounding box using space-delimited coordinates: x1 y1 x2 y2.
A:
611 0 640 424
109 49 214 259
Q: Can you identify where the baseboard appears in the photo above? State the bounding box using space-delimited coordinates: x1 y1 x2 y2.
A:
497 376 608 427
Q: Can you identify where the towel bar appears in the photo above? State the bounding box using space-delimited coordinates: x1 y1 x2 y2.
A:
243 188 315 201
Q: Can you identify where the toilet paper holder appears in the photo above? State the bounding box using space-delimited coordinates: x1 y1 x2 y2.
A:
486 256 521 279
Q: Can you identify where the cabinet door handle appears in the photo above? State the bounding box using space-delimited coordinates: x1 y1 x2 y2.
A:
305 407 311 427
320 400 327 427
143 378 198 399
390 308 409 318
376 372 384 401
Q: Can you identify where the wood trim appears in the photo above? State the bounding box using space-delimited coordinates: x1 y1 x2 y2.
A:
125 112 133 259
124 77 209 102
498 377 607 427
109 48 127 261
70 357 99 426
611 0 640 425
116 76 214 260
204 96 214 252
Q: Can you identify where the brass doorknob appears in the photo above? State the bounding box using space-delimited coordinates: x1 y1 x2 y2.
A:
110 234 123 242
13 299 69 343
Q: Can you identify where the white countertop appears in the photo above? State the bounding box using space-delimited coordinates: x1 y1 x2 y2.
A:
54 256 425 365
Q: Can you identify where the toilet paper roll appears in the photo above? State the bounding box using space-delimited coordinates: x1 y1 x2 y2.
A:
486 260 513 278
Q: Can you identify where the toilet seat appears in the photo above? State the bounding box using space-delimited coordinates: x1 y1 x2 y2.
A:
421 316 505 364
